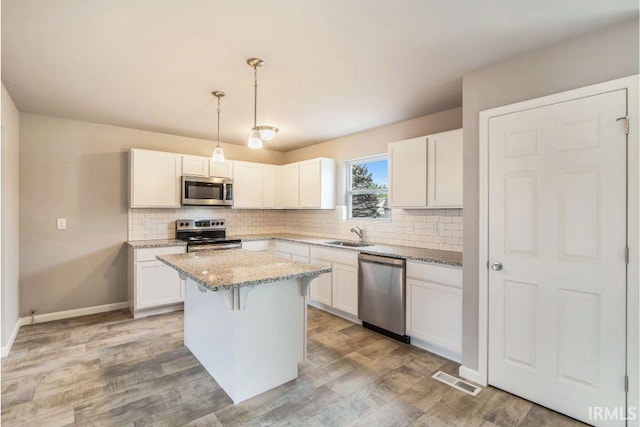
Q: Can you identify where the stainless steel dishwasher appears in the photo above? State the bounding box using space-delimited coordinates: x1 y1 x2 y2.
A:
358 253 410 343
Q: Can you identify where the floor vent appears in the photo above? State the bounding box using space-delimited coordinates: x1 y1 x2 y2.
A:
432 371 481 396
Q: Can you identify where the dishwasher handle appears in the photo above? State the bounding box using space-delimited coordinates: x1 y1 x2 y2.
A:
358 253 405 267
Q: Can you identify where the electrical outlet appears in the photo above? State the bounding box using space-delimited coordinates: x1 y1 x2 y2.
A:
407 222 414 232
143 218 151 228
56 218 67 230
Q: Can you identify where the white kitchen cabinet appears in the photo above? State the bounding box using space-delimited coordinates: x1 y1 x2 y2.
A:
388 129 463 209
279 163 300 208
241 240 271 252
406 260 462 360
128 245 186 318
274 241 309 262
388 137 427 208
299 158 336 209
210 160 234 178
182 155 210 177
427 129 463 207
262 165 277 209
130 149 181 208
233 161 263 209
309 246 359 317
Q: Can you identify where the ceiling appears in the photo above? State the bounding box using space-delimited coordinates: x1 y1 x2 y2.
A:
2 1 637 151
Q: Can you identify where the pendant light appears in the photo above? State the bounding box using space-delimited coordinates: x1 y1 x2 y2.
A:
211 91 225 163
247 57 278 149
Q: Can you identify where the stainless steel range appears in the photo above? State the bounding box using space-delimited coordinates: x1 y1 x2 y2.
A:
176 219 241 252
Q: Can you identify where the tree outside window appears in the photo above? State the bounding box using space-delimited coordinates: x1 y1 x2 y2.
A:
347 155 389 220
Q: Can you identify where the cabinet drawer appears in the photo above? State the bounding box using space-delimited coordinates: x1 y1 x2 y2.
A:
406 261 462 288
242 240 270 252
274 241 309 257
310 246 358 266
135 246 186 262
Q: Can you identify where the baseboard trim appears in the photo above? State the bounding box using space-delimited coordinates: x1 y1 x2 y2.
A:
1 318 23 358
19 301 130 326
410 336 461 363
458 365 485 386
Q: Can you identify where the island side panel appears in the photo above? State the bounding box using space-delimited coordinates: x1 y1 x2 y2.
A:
233 278 306 403
184 278 236 400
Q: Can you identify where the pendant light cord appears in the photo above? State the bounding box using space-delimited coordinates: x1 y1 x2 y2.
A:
253 66 258 128
216 96 221 148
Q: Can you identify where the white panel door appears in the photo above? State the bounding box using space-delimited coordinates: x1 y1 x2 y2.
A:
332 263 358 315
262 165 277 209
389 137 427 208
488 90 627 425
130 149 181 208
136 261 183 309
233 162 263 209
182 155 209 177
309 259 332 306
210 160 233 178
280 164 300 208
427 129 463 207
299 159 320 208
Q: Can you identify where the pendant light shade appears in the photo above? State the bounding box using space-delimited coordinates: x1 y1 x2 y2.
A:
247 58 278 148
248 128 263 149
211 91 225 163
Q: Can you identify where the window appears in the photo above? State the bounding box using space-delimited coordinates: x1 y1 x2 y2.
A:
346 154 389 220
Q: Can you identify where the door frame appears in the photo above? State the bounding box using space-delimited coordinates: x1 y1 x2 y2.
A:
474 75 639 419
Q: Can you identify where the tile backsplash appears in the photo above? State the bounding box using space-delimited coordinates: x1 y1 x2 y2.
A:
129 206 462 252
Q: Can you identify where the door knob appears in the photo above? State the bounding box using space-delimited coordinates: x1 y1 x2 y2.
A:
490 261 503 271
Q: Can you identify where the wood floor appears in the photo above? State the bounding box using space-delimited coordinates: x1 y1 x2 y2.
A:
1 307 586 427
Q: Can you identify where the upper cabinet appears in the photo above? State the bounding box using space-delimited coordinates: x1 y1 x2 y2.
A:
182 155 210 177
233 161 264 209
210 160 234 178
388 129 463 209
279 163 300 209
130 149 181 208
262 165 277 209
299 158 336 209
427 129 463 207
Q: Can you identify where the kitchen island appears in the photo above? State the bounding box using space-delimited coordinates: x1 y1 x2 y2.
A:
157 249 331 404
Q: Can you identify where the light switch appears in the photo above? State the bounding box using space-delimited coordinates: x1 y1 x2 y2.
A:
56 218 67 230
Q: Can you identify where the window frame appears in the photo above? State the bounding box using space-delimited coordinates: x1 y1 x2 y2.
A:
345 154 390 221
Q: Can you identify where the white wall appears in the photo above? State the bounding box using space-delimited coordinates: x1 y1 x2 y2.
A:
2 84 21 350
461 18 639 371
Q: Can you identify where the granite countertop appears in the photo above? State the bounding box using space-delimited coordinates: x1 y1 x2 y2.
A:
157 249 332 292
229 233 463 267
126 239 187 249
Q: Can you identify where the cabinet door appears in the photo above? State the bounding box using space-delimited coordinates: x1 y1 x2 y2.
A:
233 162 263 209
280 164 300 208
130 149 181 208
388 137 427 208
210 160 233 178
136 261 183 309
262 165 277 209
309 260 332 306
427 129 463 207
182 155 210 177
299 159 320 208
332 263 358 316
406 278 462 353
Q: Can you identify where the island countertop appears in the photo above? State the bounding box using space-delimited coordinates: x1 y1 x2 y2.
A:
157 249 332 292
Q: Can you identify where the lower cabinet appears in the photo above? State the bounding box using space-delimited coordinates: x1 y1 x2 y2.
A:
128 245 186 318
241 240 271 252
274 241 310 262
309 247 359 317
406 260 462 360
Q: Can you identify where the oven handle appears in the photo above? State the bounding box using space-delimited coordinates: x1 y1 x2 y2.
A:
188 243 242 252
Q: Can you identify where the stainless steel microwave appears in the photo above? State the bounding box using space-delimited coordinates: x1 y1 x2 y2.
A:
182 176 233 206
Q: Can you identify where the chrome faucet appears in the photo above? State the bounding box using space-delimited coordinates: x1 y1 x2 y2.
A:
350 226 364 244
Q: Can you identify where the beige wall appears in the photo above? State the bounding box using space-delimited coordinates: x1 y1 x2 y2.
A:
19 113 285 316
461 18 639 371
285 107 462 203
2 84 21 347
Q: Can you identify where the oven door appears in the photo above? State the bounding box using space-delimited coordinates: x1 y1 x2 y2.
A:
187 243 242 253
182 176 233 206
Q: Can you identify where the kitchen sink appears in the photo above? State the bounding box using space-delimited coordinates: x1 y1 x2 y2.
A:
325 240 374 248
